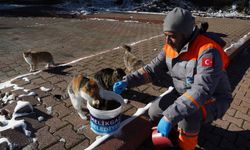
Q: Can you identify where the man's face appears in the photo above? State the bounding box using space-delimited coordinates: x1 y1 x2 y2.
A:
164 31 186 52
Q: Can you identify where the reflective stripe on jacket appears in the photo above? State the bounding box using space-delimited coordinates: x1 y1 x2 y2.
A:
124 32 232 125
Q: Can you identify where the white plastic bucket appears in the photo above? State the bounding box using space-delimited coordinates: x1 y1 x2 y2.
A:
87 90 124 135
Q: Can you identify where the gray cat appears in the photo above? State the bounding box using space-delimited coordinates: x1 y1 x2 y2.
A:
94 68 126 91
122 45 144 73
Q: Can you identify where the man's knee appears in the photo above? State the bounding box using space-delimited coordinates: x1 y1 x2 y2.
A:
148 106 162 122
147 90 178 122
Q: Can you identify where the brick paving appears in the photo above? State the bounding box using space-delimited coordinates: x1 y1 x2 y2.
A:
0 12 249 150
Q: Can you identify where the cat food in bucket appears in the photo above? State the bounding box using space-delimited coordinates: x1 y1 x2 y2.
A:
87 90 124 135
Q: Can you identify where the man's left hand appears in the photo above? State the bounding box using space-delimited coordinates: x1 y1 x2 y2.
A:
157 116 172 137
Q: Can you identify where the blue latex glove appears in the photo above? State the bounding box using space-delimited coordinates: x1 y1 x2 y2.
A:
157 117 172 137
113 81 128 94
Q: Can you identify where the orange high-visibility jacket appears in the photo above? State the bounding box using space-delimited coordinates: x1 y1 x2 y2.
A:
124 31 232 125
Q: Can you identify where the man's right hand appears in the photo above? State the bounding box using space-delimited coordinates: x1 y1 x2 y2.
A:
113 81 128 94
157 116 172 137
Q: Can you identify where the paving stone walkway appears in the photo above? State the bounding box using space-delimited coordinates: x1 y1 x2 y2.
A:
0 12 249 150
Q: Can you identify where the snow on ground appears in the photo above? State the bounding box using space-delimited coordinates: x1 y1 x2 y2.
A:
0 0 249 19
22 77 30 82
1 93 15 104
0 71 40 90
53 0 250 19
40 86 52 92
0 101 33 149
46 106 53 115
0 138 12 150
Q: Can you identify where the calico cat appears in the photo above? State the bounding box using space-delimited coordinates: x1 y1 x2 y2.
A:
67 74 104 120
94 68 126 91
23 51 55 72
122 44 144 73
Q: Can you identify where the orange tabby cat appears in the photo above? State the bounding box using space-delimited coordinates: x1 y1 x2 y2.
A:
122 44 144 73
67 74 104 120
23 51 55 72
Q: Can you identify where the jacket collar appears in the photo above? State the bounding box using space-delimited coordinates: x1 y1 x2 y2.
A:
178 26 200 55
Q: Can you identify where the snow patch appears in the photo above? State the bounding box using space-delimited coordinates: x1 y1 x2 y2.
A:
0 101 33 138
40 86 52 92
13 101 33 118
1 93 15 104
89 18 118 22
59 138 66 143
123 99 128 104
124 20 139 23
0 71 41 90
23 89 30 93
18 91 36 98
46 106 53 115
32 138 37 143
0 138 13 150
27 92 36 96
22 77 30 82
37 97 41 102
37 116 44 122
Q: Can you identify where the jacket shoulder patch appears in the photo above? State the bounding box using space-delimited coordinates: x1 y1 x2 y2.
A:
202 57 213 67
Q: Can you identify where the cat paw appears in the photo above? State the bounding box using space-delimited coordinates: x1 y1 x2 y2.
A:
78 114 87 120
80 115 87 120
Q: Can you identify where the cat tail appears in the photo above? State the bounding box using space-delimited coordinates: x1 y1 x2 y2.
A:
122 44 131 52
57 83 71 100
52 91 69 100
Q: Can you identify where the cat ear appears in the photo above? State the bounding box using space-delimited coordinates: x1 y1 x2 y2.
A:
114 68 126 78
122 44 131 52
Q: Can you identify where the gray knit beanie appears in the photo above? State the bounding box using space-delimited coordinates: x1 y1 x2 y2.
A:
163 7 195 39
